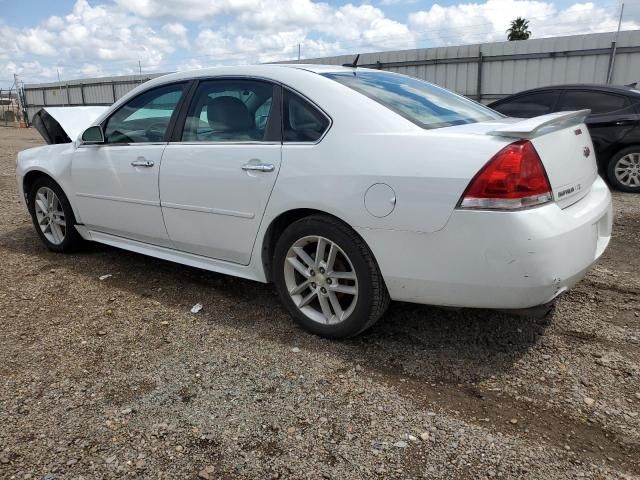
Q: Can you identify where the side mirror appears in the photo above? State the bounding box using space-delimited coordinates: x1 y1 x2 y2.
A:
81 125 105 144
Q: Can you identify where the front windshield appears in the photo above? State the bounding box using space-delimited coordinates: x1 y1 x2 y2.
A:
322 71 502 129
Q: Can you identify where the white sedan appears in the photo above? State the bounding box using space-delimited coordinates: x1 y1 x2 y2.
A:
16 64 612 338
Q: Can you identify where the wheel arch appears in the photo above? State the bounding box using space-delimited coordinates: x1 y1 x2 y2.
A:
608 143 640 163
260 208 379 283
22 170 79 220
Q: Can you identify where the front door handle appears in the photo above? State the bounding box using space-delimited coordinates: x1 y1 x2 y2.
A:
242 163 275 172
131 159 154 167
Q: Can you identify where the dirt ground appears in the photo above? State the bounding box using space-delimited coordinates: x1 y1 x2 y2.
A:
0 126 638 480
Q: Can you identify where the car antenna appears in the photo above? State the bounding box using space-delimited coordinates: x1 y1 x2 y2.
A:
342 53 360 68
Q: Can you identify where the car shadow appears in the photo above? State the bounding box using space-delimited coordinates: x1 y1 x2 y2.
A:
0 225 551 386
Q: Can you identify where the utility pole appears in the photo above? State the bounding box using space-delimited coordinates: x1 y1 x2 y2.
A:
297 44 301 61
14 73 24 124
138 60 142 75
56 68 66 106
606 1 625 84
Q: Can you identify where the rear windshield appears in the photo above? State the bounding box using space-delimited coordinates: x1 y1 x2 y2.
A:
322 71 502 129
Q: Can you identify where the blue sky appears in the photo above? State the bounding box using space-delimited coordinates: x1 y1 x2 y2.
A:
0 0 636 87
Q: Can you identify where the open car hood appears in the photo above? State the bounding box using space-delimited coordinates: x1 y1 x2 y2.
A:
32 106 108 144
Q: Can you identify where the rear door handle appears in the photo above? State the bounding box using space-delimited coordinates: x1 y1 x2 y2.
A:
615 119 636 126
131 159 154 167
242 163 275 172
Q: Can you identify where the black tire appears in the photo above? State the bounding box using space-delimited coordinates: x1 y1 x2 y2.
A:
606 146 640 193
27 176 84 253
272 214 390 339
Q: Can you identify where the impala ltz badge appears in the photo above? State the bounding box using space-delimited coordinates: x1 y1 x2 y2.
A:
583 146 591 157
574 128 582 135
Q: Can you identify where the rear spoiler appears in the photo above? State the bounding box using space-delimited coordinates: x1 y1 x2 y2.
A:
488 109 591 139
31 106 109 145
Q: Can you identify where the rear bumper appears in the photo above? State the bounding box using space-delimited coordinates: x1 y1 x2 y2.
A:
357 176 612 309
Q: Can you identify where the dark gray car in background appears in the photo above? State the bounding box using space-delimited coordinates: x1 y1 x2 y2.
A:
489 84 640 193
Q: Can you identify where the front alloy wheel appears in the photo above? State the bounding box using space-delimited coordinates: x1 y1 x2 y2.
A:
34 186 67 245
273 215 390 339
28 177 83 252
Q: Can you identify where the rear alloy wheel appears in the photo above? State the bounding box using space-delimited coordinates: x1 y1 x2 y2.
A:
273 215 390 339
607 148 640 193
28 177 83 252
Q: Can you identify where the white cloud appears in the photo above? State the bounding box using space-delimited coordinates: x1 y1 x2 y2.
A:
1 0 638 87
408 0 638 45
115 0 259 20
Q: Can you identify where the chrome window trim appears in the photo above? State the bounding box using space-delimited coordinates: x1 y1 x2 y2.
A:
78 142 167 148
166 141 282 146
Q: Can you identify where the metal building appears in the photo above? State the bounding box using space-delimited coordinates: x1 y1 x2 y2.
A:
22 73 166 121
21 29 640 121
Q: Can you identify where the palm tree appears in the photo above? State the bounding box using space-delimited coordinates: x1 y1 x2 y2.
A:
507 17 532 41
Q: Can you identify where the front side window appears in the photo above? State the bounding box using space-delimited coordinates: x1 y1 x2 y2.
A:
558 90 629 115
181 80 275 142
283 91 330 142
322 71 501 129
492 91 560 118
104 83 185 144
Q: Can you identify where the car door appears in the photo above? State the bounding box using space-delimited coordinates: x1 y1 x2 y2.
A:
556 89 640 159
159 79 282 264
71 82 188 246
490 90 561 118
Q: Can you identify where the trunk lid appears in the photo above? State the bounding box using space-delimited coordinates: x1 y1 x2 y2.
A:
452 110 598 208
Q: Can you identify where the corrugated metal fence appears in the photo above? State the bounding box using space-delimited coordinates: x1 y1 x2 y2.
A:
21 30 640 122
288 30 640 103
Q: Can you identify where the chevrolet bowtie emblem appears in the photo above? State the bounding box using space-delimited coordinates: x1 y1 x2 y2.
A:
583 146 591 157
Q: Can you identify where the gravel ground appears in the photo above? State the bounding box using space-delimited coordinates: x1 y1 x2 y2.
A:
0 126 639 480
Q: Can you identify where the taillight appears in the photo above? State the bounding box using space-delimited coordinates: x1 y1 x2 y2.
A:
458 140 553 210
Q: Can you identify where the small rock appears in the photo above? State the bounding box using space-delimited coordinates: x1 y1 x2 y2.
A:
408 434 417 441
419 432 430 441
287 426 296 434
0 455 9 464
509 418 518 425
161 321 169 326
583 397 595 407
135 459 146 469
291 347 300 353
635 393 640 400
393 441 408 448
121 408 132 415
190 303 203 314
99 274 112 281
97 331 107 336
198 466 215 479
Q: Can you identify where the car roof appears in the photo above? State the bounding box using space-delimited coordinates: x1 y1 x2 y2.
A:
499 83 640 98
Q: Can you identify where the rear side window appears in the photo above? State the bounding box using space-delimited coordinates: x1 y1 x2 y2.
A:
558 91 629 115
181 79 275 142
283 91 330 142
492 91 560 118
322 71 501 129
